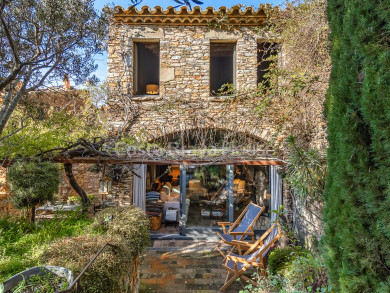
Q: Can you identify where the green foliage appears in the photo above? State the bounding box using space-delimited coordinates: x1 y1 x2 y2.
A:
324 0 390 291
14 272 68 293
92 206 151 256
1 207 150 292
241 247 330 293
250 0 330 149
268 247 295 275
0 0 107 138
67 194 97 205
7 161 60 210
194 166 225 191
0 84 107 159
285 136 327 201
0 213 93 282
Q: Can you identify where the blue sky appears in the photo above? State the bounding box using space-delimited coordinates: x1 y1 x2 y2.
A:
92 0 284 82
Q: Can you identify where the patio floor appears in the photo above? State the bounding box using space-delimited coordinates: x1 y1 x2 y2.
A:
139 239 252 293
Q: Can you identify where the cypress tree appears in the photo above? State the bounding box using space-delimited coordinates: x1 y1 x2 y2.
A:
324 0 390 291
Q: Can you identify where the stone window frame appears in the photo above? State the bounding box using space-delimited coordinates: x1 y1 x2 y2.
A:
132 38 161 99
99 179 112 194
209 40 237 99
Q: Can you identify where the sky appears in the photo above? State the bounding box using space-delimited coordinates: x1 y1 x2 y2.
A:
92 0 284 82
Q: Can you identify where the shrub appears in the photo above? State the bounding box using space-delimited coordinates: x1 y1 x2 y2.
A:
281 250 329 292
92 206 150 256
67 194 97 205
7 161 60 222
41 234 134 293
268 247 294 275
241 247 331 293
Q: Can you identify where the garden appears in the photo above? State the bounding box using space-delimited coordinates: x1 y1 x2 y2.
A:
1 0 390 292
0 206 150 292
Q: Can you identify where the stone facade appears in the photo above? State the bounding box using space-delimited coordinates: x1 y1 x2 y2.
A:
104 7 328 243
107 24 286 148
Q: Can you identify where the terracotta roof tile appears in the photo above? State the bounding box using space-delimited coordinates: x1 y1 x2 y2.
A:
113 5 275 26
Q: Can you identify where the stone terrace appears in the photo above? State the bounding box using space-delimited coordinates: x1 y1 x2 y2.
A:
139 240 253 293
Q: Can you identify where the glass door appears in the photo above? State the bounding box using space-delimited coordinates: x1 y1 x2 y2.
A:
179 164 234 234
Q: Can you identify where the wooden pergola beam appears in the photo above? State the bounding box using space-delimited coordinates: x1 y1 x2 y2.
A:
53 156 285 166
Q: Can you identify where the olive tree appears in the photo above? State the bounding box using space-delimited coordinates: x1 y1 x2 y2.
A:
0 0 107 138
7 161 60 222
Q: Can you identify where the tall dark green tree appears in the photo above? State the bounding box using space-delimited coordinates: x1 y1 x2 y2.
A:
324 1 390 291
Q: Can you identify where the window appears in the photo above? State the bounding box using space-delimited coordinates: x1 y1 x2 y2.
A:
134 42 160 95
210 42 235 95
99 179 112 194
257 43 278 87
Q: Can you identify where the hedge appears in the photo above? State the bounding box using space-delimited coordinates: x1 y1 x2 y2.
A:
324 0 390 291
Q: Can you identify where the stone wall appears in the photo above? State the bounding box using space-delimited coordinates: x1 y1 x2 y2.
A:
0 167 12 215
58 164 133 206
59 164 100 202
107 24 288 147
105 22 327 242
292 196 323 247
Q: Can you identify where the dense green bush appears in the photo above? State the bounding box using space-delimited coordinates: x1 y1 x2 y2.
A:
92 206 151 256
268 247 294 275
241 247 330 293
7 161 60 222
281 250 329 292
324 0 390 291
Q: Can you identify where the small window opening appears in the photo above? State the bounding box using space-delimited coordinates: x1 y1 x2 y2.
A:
210 43 235 95
99 179 112 194
257 43 278 87
134 42 160 95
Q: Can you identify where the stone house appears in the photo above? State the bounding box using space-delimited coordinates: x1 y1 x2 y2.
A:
92 5 287 236
3 5 324 242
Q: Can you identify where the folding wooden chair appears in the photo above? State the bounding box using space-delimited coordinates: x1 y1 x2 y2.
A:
220 221 283 292
214 203 265 257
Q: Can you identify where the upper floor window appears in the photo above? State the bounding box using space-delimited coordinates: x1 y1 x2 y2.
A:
257 43 278 87
134 41 160 95
210 42 236 95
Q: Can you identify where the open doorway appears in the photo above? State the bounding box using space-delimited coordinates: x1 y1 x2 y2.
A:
145 165 181 235
143 163 275 235
186 165 228 227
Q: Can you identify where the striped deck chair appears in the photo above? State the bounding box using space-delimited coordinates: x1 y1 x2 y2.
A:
220 221 283 292
215 203 265 257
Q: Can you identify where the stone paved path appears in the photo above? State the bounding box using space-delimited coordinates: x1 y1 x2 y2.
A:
139 240 251 293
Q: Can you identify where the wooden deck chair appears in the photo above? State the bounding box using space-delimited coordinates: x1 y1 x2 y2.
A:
215 203 265 257
220 221 283 292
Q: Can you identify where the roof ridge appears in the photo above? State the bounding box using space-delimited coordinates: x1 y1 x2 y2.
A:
112 5 276 26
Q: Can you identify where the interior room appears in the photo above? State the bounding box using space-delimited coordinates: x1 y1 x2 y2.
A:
145 164 272 234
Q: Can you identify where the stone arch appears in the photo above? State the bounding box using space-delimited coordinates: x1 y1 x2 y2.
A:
124 115 280 151
147 125 276 152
